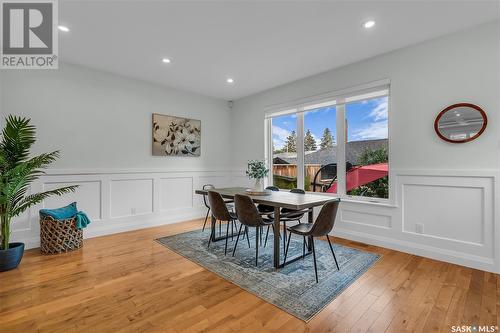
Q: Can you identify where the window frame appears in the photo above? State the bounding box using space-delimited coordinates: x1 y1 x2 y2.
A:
265 80 392 204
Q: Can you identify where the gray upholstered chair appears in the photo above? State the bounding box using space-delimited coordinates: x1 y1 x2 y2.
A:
283 200 340 283
233 194 274 266
207 191 237 255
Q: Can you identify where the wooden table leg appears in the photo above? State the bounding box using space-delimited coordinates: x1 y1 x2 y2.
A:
273 206 281 268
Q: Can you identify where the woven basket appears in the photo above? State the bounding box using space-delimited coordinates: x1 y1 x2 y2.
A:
40 216 83 254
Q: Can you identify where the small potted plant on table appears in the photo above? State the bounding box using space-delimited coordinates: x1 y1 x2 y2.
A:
245 160 270 195
0 116 77 272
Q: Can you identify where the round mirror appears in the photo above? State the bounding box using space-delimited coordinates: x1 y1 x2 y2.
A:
434 103 487 143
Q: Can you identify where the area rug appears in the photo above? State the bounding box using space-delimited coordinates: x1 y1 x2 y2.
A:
156 227 380 321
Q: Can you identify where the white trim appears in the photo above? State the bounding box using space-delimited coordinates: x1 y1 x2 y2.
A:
336 104 346 197
264 78 390 115
332 227 497 273
297 112 305 189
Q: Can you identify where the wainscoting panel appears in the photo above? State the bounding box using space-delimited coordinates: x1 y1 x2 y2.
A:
340 209 392 230
402 184 484 245
43 181 102 221
398 174 494 261
159 177 193 211
110 179 154 218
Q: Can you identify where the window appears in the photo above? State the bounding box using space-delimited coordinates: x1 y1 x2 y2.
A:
345 96 389 199
304 104 337 193
271 113 298 189
266 83 390 202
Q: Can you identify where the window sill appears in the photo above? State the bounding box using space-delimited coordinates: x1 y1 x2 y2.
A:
305 191 397 208
341 197 397 208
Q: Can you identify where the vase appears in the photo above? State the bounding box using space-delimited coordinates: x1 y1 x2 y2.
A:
253 178 264 192
0 242 24 272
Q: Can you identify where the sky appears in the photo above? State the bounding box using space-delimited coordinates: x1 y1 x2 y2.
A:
272 96 388 150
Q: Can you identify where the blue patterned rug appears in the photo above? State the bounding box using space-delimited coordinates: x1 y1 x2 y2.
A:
156 226 380 321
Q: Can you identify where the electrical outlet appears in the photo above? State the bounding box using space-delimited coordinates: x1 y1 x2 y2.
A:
131 208 136 215
415 223 424 234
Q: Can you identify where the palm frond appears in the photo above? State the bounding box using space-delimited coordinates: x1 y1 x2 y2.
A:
11 186 78 217
1 115 36 167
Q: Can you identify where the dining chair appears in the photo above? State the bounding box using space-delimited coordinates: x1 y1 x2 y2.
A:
283 200 340 283
207 191 238 255
265 188 310 249
256 186 279 214
257 186 279 246
202 184 234 236
233 194 274 266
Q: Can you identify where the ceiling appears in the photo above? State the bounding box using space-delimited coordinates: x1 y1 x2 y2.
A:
59 1 500 100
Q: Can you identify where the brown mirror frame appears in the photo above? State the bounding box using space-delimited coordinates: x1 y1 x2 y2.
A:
434 103 487 143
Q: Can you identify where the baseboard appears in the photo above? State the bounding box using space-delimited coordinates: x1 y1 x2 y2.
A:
21 207 206 250
333 227 497 273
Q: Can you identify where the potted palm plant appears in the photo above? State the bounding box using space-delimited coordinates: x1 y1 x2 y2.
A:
0 115 77 272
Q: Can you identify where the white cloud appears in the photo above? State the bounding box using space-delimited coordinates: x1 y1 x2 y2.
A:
272 125 291 149
368 97 388 121
351 120 388 140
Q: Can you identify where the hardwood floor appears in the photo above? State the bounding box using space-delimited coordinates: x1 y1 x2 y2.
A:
0 219 498 333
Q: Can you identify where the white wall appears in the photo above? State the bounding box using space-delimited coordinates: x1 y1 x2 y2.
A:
2 63 233 247
230 21 500 273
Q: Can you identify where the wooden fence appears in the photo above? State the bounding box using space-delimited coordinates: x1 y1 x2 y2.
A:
273 164 323 181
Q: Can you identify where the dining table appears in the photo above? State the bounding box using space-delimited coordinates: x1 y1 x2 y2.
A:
195 187 340 268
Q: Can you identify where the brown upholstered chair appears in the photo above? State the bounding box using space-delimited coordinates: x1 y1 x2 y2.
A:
207 191 238 255
233 194 274 266
256 186 279 214
265 188 310 248
202 184 234 236
283 200 340 283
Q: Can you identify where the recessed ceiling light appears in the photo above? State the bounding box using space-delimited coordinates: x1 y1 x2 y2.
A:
456 113 461 117
226 78 234 84
162 58 171 64
363 20 375 29
58 25 70 32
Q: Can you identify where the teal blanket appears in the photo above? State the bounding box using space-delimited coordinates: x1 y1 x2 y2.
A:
40 202 91 230
75 211 91 229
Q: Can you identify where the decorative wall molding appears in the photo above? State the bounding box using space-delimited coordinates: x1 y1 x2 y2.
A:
10 168 232 250
11 167 499 274
230 168 498 273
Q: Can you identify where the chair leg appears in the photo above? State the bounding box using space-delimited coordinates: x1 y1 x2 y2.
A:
326 235 340 270
302 236 306 258
219 220 222 237
224 221 230 255
283 231 292 266
207 221 215 249
245 227 251 248
202 208 210 232
231 220 234 241
282 222 287 251
264 225 270 247
232 223 243 256
255 227 259 266
311 237 318 283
